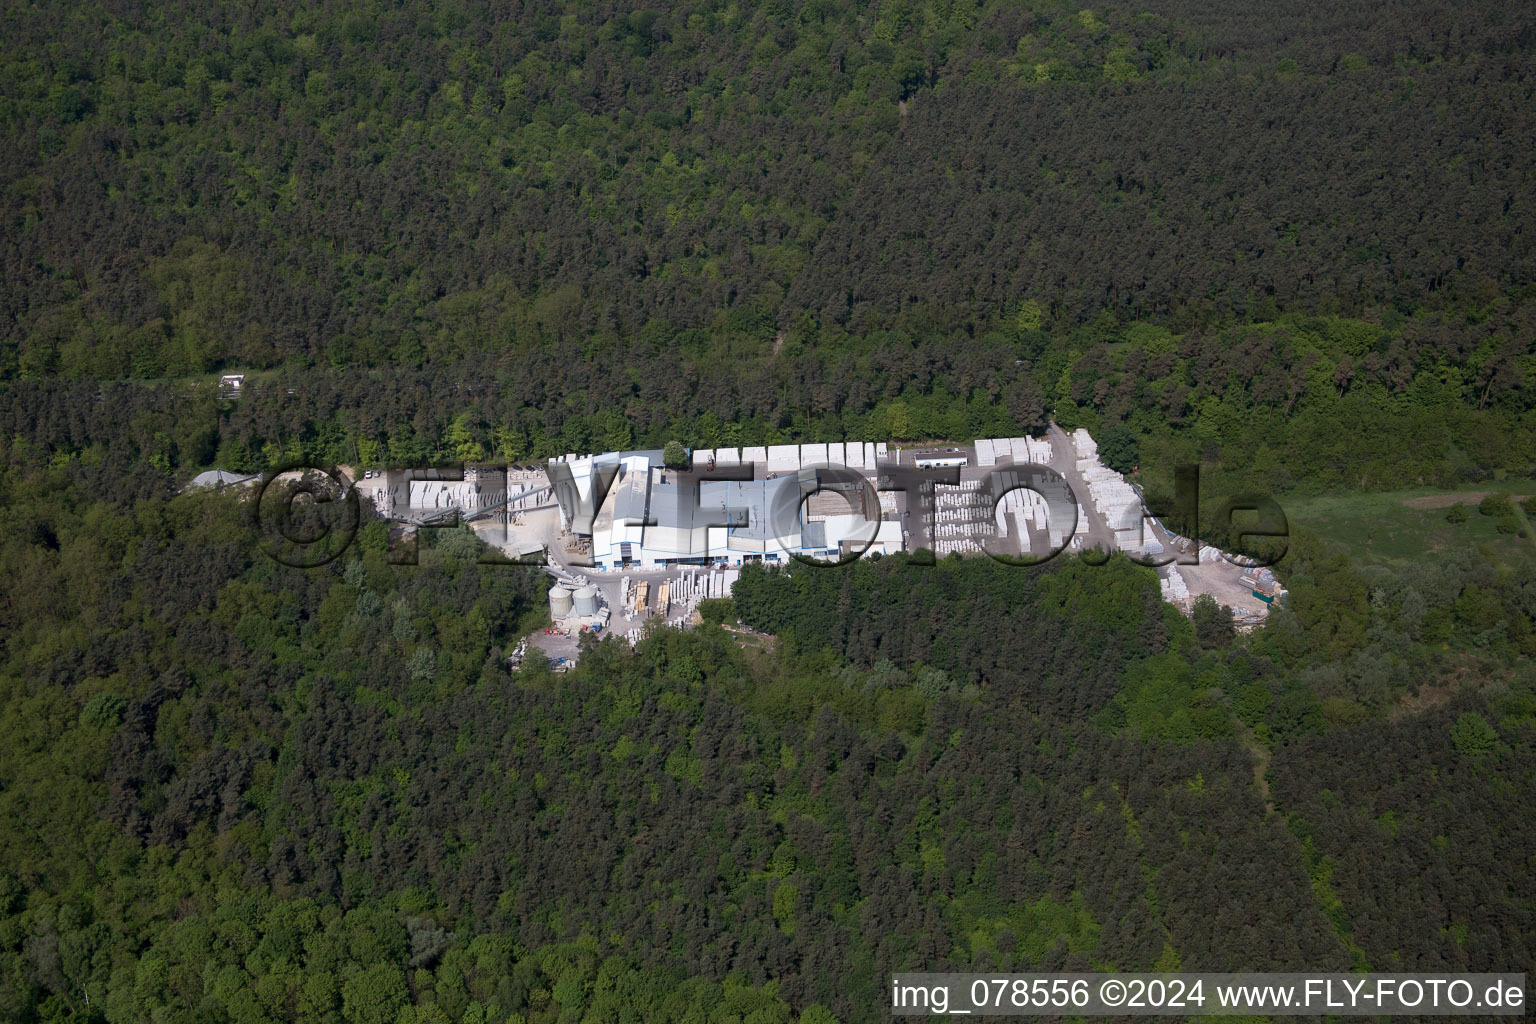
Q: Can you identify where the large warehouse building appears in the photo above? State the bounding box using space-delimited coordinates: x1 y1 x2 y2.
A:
547 448 902 570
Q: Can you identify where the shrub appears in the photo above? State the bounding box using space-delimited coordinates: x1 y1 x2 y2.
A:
1478 493 1512 517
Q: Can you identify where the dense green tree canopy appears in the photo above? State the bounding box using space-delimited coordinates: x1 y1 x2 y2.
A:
2 0 1534 1018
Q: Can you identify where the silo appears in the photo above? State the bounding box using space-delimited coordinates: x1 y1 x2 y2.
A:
572 585 598 617
548 584 574 618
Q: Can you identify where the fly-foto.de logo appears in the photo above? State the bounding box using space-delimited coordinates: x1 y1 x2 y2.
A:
251 454 1287 573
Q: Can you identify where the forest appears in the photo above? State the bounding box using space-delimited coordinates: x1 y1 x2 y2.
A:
2 0 1535 1019
3 0 1535 502
0 474 1531 1021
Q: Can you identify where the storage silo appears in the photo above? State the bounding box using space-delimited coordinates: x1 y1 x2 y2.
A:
572 585 598 617
548 584 574 618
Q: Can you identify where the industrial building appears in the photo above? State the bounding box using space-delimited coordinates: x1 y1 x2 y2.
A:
538 432 1280 629
547 447 902 570
286 426 1282 642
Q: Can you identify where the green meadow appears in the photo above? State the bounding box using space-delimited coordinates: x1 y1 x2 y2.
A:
1280 482 1536 567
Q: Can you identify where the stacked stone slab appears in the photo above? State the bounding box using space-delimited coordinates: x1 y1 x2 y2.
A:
1069 429 1148 553
1160 569 1190 602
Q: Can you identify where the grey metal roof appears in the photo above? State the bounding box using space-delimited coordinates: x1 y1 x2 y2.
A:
555 450 862 558
700 479 770 540
189 469 255 488
612 464 651 523
648 481 697 530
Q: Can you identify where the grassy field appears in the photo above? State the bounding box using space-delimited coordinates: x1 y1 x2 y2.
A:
1280 481 1536 567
